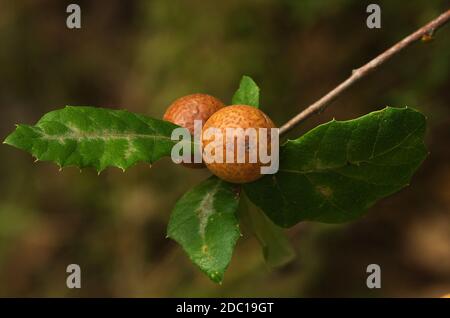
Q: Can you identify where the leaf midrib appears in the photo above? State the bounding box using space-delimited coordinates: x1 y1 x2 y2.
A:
36 129 174 142
196 179 222 240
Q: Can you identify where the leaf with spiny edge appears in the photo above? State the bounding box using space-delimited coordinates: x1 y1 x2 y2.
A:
232 75 260 108
244 107 428 227
167 176 241 283
3 106 185 173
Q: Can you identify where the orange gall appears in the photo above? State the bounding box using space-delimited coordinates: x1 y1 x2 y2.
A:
201 105 276 183
164 93 225 168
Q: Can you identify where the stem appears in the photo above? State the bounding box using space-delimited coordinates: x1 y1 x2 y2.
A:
279 9 450 136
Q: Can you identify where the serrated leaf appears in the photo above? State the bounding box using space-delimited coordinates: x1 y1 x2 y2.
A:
231 75 260 108
239 194 295 267
167 176 241 283
244 107 427 227
3 106 183 172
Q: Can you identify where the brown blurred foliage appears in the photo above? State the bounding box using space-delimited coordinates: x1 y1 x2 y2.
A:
0 0 449 297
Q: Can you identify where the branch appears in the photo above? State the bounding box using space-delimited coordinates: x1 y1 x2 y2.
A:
279 9 450 136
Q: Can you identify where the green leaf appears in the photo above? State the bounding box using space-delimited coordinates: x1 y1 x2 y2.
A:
239 194 295 267
167 176 241 283
244 107 427 227
231 75 260 108
3 106 182 172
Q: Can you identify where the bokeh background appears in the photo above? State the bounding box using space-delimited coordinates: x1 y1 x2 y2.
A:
0 0 449 297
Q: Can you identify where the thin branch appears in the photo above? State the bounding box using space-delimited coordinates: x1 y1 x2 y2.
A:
279 9 450 136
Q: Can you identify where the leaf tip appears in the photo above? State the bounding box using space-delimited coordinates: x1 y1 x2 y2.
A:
208 271 223 284
232 75 260 108
241 75 253 83
3 133 14 146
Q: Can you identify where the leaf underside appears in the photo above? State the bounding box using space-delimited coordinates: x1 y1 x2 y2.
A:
244 107 428 227
3 106 182 172
231 75 260 108
239 194 295 267
167 176 241 283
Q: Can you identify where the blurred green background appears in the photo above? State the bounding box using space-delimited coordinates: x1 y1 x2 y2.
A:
0 0 449 297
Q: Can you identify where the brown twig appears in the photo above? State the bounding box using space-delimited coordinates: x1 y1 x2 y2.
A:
279 9 450 136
